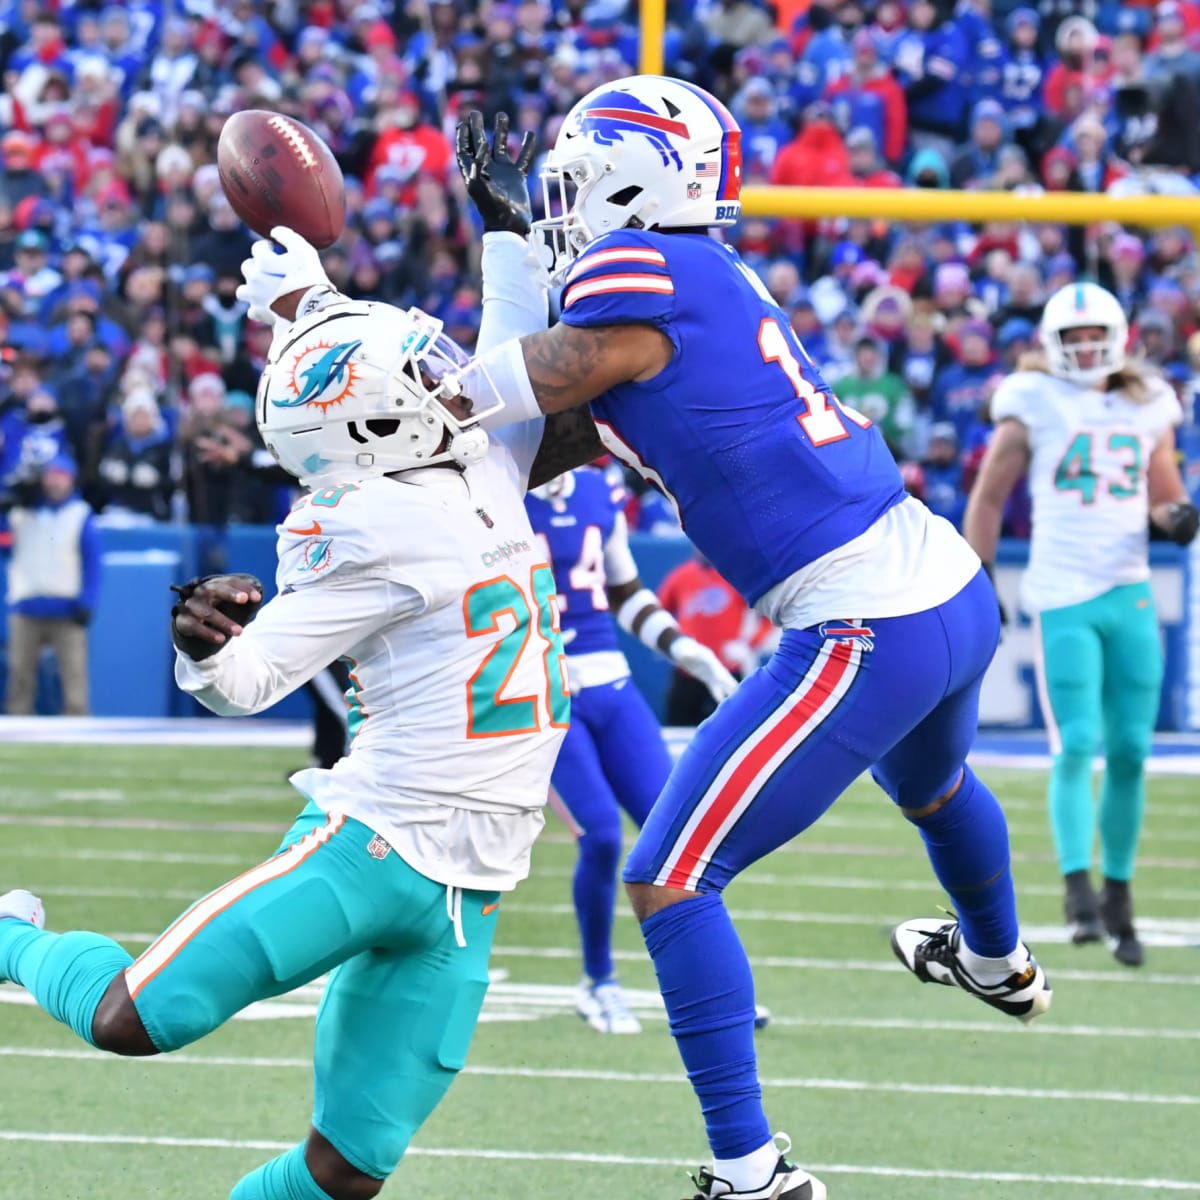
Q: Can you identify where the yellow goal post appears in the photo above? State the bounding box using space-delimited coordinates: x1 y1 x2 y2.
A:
636 0 1200 235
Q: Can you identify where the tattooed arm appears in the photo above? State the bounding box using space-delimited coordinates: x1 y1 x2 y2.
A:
518 322 673 413
527 407 606 490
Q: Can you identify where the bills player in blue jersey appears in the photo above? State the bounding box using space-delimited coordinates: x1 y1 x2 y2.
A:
448 79 1053 1200
526 467 736 1033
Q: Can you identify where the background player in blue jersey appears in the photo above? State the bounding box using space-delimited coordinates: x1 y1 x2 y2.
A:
450 79 1052 1200
526 467 736 1033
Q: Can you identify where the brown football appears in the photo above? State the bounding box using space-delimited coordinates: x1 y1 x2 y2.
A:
217 110 346 249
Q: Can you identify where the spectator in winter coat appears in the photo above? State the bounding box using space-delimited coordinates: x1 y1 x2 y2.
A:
930 318 1003 446
991 8 1048 150
93 390 174 521
2 455 100 715
834 335 917 455
769 102 854 187
732 77 792 175
1144 1 1200 85
0 131 50 207
893 0 970 150
950 99 1012 186
844 124 905 185
825 29 909 162
921 421 967 529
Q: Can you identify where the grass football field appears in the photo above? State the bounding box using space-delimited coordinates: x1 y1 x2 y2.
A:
1 741 1198 1199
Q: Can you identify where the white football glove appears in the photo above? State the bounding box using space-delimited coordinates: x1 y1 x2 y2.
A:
236 225 332 325
669 635 739 703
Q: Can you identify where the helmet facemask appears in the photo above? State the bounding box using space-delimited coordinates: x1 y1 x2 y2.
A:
1043 324 1126 387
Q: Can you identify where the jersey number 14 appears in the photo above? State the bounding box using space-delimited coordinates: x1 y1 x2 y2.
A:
463 565 570 738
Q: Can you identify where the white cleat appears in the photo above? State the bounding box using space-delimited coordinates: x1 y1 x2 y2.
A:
687 1136 826 1199
576 977 642 1034
0 889 44 930
892 916 1051 1025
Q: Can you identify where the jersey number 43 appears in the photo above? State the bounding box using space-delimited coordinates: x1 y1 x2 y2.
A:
463 564 570 738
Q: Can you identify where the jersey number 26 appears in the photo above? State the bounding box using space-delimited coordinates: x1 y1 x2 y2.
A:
463 564 570 738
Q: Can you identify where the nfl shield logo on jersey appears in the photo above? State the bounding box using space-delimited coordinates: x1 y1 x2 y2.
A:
366 834 392 860
687 181 701 200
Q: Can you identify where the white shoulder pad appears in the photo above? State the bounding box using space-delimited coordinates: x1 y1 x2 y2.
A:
275 476 468 608
989 371 1044 428
1146 374 1184 434
276 481 381 594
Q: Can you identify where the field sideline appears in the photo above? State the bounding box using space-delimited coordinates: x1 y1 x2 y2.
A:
0 730 1198 1199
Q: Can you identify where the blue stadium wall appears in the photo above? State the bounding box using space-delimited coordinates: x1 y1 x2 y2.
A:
2 526 1197 729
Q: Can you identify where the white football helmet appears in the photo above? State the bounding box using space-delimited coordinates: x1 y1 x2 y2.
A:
1039 281 1128 386
533 74 743 279
256 300 495 489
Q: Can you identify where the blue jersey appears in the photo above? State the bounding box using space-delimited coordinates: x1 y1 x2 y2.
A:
524 467 626 657
558 230 906 605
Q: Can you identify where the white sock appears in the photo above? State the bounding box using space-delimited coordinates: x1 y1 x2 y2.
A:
958 938 1030 986
713 1140 779 1194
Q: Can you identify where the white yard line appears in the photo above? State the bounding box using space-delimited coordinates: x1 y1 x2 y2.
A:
489 944 1200 985
22 887 1199 948
0 1046 1194 1104
0 1130 1196 1191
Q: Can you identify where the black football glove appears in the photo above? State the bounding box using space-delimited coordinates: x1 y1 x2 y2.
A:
455 110 537 237
1162 501 1199 547
170 573 264 661
982 561 1009 628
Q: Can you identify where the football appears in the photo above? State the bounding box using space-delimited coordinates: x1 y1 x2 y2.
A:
217 110 346 249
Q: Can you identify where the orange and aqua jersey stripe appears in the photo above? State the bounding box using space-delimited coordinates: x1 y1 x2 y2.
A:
124 811 346 1000
341 655 368 741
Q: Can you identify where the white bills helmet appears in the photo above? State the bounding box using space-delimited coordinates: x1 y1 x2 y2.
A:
256 300 496 488
1039 281 1129 386
533 74 743 279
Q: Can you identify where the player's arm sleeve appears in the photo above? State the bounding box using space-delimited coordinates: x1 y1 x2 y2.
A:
174 576 423 716
458 232 548 479
601 511 639 588
476 232 549 351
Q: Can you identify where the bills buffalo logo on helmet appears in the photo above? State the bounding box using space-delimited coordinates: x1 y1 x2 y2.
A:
577 92 690 171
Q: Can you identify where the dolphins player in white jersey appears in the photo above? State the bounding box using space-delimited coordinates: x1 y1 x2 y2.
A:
965 281 1198 967
0 128 584 1200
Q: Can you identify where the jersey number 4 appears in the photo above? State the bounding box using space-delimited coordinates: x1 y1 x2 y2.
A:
758 317 871 446
463 565 570 738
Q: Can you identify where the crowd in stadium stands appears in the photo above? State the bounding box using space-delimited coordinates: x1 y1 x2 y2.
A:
4 0 1200 551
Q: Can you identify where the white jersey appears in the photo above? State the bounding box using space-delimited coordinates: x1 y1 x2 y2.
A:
175 442 568 892
991 369 1182 613
756 495 982 630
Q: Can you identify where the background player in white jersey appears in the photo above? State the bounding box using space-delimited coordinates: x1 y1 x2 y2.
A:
0 190 578 1198
527 467 736 1033
965 282 1198 967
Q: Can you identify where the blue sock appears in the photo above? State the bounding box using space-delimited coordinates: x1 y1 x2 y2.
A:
575 829 622 982
913 767 1019 957
231 1142 336 1200
0 922 133 1046
640 893 768 1158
